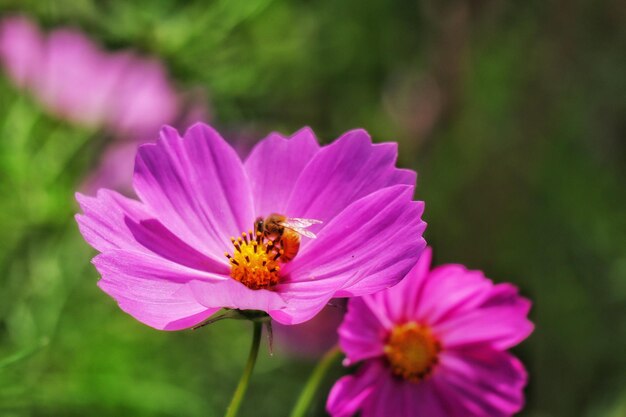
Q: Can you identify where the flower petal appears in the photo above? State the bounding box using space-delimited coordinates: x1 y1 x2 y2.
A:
133 123 254 260
76 189 152 253
189 279 287 317
435 302 534 350
338 297 388 365
360 370 402 417
76 190 227 272
480 283 532 316
267 288 336 325
364 377 450 417
326 361 384 417
285 129 416 235
0 16 44 87
272 185 425 324
94 250 226 330
414 264 494 326
284 184 426 298
400 381 449 417
372 247 433 324
109 58 178 138
244 127 320 216
435 349 527 417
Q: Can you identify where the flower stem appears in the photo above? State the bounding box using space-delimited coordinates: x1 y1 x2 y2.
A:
224 321 263 417
289 346 342 417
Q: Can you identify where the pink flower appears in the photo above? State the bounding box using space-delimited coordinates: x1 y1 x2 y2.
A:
273 303 345 358
327 248 533 417
75 123 427 329
0 15 178 137
0 15 41 87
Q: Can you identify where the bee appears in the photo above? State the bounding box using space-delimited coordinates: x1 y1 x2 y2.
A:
255 214 322 262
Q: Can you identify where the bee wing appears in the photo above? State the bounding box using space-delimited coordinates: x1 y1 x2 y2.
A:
280 217 323 239
283 226 318 239
284 217 323 228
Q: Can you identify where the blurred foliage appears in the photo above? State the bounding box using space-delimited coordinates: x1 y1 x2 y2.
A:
0 0 625 416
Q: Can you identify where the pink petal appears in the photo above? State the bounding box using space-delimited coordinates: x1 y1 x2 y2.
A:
330 362 449 417
76 190 227 272
414 264 494 326
94 250 226 330
285 129 416 239
73 51 134 129
244 127 320 216
38 29 106 125
273 185 425 324
265 285 335 325
480 283 532 315
327 361 384 417
360 370 402 417
401 381 449 417
0 16 43 87
338 297 388 365
189 279 287 318
435 303 534 350
133 123 255 261
367 377 449 417
283 185 426 297
76 190 152 253
373 246 433 324
435 349 527 417
110 58 178 138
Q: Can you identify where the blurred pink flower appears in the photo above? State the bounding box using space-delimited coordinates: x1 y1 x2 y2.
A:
327 247 534 417
0 15 41 87
0 15 211 193
273 302 345 359
81 141 140 196
0 15 179 138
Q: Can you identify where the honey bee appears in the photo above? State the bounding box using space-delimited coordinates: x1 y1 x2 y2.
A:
255 214 322 262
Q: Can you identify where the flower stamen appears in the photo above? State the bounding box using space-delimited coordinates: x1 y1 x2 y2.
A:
384 322 441 383
226 228 283 290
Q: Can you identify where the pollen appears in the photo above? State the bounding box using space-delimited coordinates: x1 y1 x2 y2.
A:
384 322 441 383
225 230 284 290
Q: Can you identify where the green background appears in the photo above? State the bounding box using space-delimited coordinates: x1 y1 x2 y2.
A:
0 0 625 416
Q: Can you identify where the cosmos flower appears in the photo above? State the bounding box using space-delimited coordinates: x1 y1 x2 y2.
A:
76 123 426 329
327 248 533 417
0 15 178 138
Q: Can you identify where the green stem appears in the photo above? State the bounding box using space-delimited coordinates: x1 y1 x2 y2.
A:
289 346 342 417
224 321 262 417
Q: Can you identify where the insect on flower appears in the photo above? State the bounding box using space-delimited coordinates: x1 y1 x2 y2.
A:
255 214 322 261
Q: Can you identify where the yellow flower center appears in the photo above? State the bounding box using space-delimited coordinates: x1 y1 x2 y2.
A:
384 322 441 383
225 230 284 290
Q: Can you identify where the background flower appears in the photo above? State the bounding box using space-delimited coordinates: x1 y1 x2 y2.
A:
0 15 214 195
327 248 533 417
0 15 179 137
273 302 345 359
